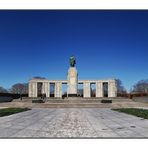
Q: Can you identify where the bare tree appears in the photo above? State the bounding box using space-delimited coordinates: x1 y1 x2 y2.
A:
116 79 127 94
0 86 8 93
10 83 28 94
132 79 148 93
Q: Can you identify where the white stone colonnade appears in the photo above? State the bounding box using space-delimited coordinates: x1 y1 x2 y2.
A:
29 79 117 98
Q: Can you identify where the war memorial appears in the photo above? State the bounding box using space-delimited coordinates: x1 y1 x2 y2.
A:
1 56 148 138
29 56 117 99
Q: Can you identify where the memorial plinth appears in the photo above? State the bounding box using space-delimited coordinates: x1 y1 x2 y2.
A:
67 67 78 97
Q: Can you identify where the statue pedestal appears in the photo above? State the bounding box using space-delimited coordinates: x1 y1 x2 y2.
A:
67 67 78 96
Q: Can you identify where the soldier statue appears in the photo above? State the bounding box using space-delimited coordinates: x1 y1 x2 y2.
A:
70 55 76 67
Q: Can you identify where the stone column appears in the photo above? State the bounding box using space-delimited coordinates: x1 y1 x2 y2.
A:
29 82 37 97
108 80 117 97
42 82 50 97
33 82 37 97
83 82 90 98
96 81 103 97
28 82 32 97
55 82 62 98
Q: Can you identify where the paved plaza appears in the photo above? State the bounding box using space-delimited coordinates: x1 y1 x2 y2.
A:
0 108 148 138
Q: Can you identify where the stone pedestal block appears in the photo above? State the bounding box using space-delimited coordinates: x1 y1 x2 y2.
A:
67 67 78 95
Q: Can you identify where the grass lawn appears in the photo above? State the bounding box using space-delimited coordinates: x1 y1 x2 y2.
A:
0 108 31 117
112 108 148 119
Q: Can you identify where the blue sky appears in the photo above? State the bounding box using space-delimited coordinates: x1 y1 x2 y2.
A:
0 10 148 91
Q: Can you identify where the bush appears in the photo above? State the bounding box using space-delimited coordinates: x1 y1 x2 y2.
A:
32 99 44 103
101 100 112 103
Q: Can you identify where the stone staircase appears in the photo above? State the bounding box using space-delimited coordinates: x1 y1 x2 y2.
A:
11 97 134 108
13 97 132 103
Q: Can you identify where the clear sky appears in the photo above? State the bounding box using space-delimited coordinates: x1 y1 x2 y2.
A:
0 10 148 91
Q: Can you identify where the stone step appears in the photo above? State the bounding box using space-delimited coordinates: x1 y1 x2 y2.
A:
30 103 112 108
1 100 146 109
13 97 133 105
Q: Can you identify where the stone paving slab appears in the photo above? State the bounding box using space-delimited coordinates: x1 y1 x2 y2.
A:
0 108 148 138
